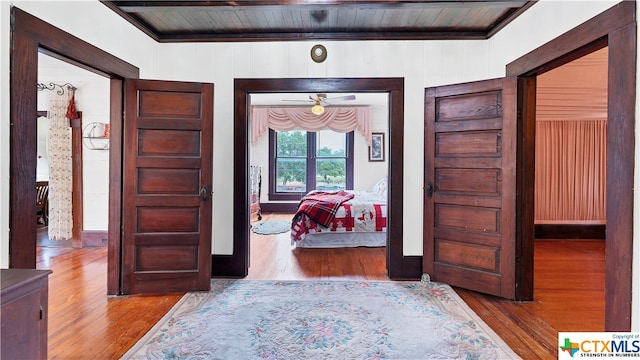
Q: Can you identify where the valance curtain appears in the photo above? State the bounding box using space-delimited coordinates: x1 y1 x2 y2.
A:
47 90 74 240
252 106 371 145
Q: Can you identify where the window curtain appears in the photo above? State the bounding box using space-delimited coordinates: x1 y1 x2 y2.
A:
252 106 371 145
47 90 74 240
534 119 607 222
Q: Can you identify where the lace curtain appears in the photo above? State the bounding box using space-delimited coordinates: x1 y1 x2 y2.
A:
47 91 74 240
252 107 371 145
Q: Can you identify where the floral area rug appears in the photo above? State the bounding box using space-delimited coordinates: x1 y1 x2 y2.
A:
122 280 520 359
251 220 291 235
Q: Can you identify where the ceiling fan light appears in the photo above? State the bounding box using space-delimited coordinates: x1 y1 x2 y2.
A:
311 104 325 115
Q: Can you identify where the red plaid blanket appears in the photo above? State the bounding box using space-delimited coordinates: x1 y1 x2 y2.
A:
293 190 355 228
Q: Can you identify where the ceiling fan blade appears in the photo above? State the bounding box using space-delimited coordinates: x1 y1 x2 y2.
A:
323 94 356 103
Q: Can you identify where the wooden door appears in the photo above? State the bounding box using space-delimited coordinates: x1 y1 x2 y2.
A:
423 77 517 299
122 79 213 294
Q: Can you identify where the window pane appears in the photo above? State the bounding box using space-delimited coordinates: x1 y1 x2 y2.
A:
277 130 306 157
276 158 306 193
316 130 346 157
316 158 346 190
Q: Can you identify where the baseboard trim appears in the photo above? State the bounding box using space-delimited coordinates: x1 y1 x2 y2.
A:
534 223 606 239
80 230 108 247
260 202 298 213
211 254 245 277
211 253 423 279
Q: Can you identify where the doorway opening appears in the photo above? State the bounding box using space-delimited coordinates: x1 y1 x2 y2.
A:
247 92 390 279
231 78 414 279
531 46 608 330
509 2 635 330
36 52 111 250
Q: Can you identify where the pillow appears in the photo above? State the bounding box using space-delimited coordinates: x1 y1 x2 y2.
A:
371 177 388 196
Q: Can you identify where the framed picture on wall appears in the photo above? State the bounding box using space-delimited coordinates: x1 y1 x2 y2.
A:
369 132 385 162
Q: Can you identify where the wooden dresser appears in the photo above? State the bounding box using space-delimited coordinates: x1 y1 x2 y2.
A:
1 269 52 360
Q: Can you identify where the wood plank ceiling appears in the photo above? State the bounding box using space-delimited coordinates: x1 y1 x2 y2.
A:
101 1 537 42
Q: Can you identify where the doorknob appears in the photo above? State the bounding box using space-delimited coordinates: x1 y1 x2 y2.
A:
200 186 209 202
426 182 433 199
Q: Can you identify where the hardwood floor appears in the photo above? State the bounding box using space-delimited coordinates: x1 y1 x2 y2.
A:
38 213 604 359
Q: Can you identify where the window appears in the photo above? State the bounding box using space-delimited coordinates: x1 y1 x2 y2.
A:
269 129 354 200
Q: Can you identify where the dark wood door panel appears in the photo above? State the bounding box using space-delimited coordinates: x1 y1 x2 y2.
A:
424 77 516 299
435 168 501 195
433 263 502 295
137 207 200 233
138 90 203 118
435 239 499 272
123 79 213 294
138 168 200 194
136 244 199 271
436 130 502 156
435 204 500 233
138 129 201 156
436 91 502 121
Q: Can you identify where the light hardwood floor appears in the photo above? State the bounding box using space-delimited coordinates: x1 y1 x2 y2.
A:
37 213 604 359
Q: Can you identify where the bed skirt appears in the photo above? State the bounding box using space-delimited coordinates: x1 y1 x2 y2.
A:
293 232 386 248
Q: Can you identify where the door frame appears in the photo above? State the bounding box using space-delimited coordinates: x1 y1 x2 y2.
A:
10 7 138 294
509 2 635 330
230 78 411 279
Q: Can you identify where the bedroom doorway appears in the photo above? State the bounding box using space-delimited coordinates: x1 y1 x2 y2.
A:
247 92 390 278
232 78 410 279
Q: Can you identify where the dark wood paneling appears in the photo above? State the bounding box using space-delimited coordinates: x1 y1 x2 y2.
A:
102 1 536 42
506 1 636 330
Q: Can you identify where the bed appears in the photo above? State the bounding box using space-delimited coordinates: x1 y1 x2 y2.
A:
290 177 387 248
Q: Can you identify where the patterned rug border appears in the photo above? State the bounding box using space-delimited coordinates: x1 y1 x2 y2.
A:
123 279 520 359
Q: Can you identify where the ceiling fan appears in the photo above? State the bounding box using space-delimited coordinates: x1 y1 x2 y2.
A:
283 93 356 115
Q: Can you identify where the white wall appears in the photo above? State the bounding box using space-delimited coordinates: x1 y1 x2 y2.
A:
0 0 637 330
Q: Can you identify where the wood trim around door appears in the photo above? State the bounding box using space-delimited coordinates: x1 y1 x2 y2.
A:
506 1 636 331
228 78 418 280
10 8 139 297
